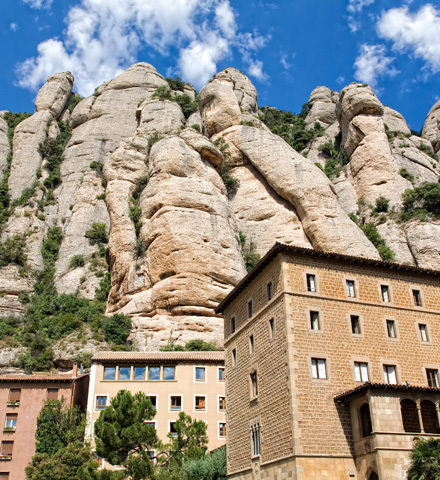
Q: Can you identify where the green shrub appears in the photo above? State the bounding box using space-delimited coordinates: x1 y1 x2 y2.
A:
399 168 414 183
418 141 439 160
360 223 395 261
374 196 389 213
0 234 27 268
41 226 63 264
318 141 343 179
95 272 111 302
67 94 83 113
174 93 198 119
401 182 440 221
96 193 105 200
239 231 261 272
165 77 186 91
152 86 172 101
85 223 108 245
0 316 19 340
90 161 103 172
191 124 201 132
102 314 132 345
220 161 240 197
69 254 85 269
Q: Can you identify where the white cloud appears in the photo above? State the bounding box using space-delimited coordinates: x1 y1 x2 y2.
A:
377 4 440 74
347 0 374 14
22 0 53 9
353 44 399 87
16 0 269 95
10 23 19 32
247 59 268 82
336 75 345 85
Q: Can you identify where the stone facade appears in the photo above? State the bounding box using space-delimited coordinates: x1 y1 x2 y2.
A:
218 243 440 480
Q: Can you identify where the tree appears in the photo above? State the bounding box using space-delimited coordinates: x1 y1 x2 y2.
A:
407 438 440 480
184 445 226 480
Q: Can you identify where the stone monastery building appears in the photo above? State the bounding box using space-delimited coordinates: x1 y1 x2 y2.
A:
217 243 440 480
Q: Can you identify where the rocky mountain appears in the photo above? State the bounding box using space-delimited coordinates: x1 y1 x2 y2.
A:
0 63 439 370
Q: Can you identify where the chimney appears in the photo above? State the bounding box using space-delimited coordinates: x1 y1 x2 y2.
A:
72 364 78 378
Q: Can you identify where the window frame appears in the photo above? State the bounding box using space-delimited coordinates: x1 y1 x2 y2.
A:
247 299 253 318
266 281 273 301
418 323 430 344
4 413 17 430
426 368 439 388
169 395 182 412
250 372 258 400
8 388 21 404
218 395 226 412
306 273 317 293
380 284 392 303
103 366 116 381
411 288 423 307
194 366 207 383
218 421 227 439
133 366 146 381
231 348 237 368
194 395 207 412
169 421 178 436
383 364 398 385
0 441 13 458
217 366 225 382
311 357 328 380
269 318 275 340
350 314 362 336
385 318 398 340
249 334 255 355
146 395 157 410
95 395 109 411
147 366 161 381
163 366 176 381
345 279 357 298
46 388 59 401
118 366 131 381
250 422 261 458
354 361 369 382
309 309 321 332
230 316 236 334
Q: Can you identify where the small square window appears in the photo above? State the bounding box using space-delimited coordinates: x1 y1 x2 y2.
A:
413 289 422 307
267 282 273 301
4 413 17 430
145 422 156 429
231 317 235 334
169 422 177 436
147 396 157 409
8 388 21 404
0 473 9 479
218 396 226 411
148 366 160 380
195 396 206 411
311 358 327 379
381 285 390 302
1 441 13 458
170 396 182 411
269 318 275 339
346 280 356 298
46 388 58 401
195 367 206 382
419 324 429 342
219 422 226 437
250 372 258 399
354 362 369 382
383 364 397 384
103 367 116 380
247 300 253 318
386 320 396 338
218 367 225 382
133 367 146 380
249 334 255 354
163 366 175 381
427 369 439 388
351 315 361 334
96 396 107 410
310 311 320 331
118 367 131 380
307 274 316 292
232 348 237 367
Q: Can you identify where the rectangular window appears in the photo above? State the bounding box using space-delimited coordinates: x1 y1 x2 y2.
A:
147 396 157 409
103 367 116 381
0 474 9 479
195 367 205 382
351 315 361 334
250 372 258 399
163 366 175 381
267 282 273 300
251 425 261 457
310 311 320 331
133 367 146 380
269 318 275 339
386 320 396 338
249 334 255 354
96 396 107 410
427 369 439 388
170 396 182 411
219 422 226 437
218 367 225 382
8 389 21 404
169 422 177 436
46 388 58 401
354 362 369 382
311 358 327 379
148 366 160 380
231 317 236 334
419 324 429 342
247 300 253 318
1 441 13 457
413 289 422 306
232 348 236 367
118 367 131 380
381 285 390 302
218 396 226 411
307 274 316 292
4 414 17 430
195 396 206 411
145 422 156 429
346 280 356 298
383 364 397 384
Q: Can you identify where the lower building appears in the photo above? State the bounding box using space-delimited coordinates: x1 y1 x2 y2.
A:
0 367 89 480
217 243 440 480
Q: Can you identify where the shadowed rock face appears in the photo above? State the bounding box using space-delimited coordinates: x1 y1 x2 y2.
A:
1 65 440 354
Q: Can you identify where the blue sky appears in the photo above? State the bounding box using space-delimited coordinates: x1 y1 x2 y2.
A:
1 0 439 131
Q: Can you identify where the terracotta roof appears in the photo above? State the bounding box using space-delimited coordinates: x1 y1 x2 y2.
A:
215 243 440 313
334 382 440 402
92 351 225 364
0 374 88 383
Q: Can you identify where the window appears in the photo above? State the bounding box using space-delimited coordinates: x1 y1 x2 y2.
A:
0 474 9 479
170 396 182 411
219 422 226 437
133 367 146 380
346 280 356 297
46 388 58 401
147 396 157 409
401 399 420 433
195 367 206 382
354 362 369 382
169 422 177 436
269 318 275 339
306 274 316 292
163 366 175 381
351 315 361 334
311 358 327 379
250 372 258 399
103 367 116 380
218 367 225 382
96 396 108 410
148 366 160 380
247 300 253 318
381 285 390 302
310 311 320 331
386 320 396 338
427 369 439 388
267 282 273 300
360 403 372 437
118 367 131 380
4 414 17 430
231 317 236 334
383 364 397 384
145 422 156 429
251 424 261 457
232 348 236 367
249 334 255 354
8 389 20 404
0 441 13 458
419 324 429 342
195 396 206 411
412 289 422 306
218 396 226 412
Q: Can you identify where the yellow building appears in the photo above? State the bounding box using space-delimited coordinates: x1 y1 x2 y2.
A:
217 243 440 480
86 351 226 465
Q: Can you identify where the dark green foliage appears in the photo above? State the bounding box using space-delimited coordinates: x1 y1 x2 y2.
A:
165 77 186 91
11 181 38 208
42 226 63 263
0 234 27 268
130 176 148 256
153 86 172 101
160 343 186 352
401 182 440 221
259 105 324 153
90 161 103 172
184 445 226 480
0 316 18 340
220 161 240 197
73 351 94 369
239 231 261 272
95 272 111 302
96 193 106 200
360 223 395 261
133 176 149 200
242 120 255 127
69 254 85 269
407 438 440 480
418 141 439 160
19 333 54 372
191 124 201 132
161 339 221 352
135 238 145 257
68 94 83 113
175 94 198 119
85 223 108 245
102 313 132 345
374 196 389 213
399 167 415 183
319 140 343 179
129 205 142 235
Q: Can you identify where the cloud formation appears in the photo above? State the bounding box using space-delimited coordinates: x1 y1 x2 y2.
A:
377 4 440 74
10 23 19 32
16 0 268 96
22 0 53 9
347 0 374 32
353 44 398 87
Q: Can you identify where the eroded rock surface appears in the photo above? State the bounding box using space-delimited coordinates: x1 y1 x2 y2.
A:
35 72 74 119
422 99 440 152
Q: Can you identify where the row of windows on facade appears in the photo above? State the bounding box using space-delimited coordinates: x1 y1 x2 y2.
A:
4 387 58 404
96 394 226 413
230 278 426 334
102 365 225 382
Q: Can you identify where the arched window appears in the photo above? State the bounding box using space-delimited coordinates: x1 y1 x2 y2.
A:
420 400 439 434
400 399 421 433
360 403 372 437
368 471 379 480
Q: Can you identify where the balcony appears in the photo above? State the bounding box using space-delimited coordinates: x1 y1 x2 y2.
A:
6 401 20 407
0 454 12 461
3 427 16 433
